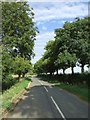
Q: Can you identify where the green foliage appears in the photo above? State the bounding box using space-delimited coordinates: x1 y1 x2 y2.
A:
2 2 38 60
2 46 15 91
14 55 31 78
2 76 31 110
2 75 15 92
55 50 77 74
2 2 38 91
2 47 32 91
34 58 43 74
72 17 89 73
34 16 89 75
57 83 88 102
38 74 89 86
38 74 88 102
2 47 14 78
34 40 56 75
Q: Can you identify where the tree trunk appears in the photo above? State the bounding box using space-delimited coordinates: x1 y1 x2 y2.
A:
81 64 84 74
50 72 52 75
56 69 58 75
18 74 21 80
19 74 21 78
71 66 74 75
22 73 25 78
63 69 65 74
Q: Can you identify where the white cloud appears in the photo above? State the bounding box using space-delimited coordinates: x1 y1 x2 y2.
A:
42 26 47 30
31 31 55 63
32 2 88 22
36 21 41 25
31 2 88 65
15 0 89 2
36 32 54 41
29 0 89 2
62 20 66 24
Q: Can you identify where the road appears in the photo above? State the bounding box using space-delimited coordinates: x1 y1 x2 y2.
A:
7 76 88 119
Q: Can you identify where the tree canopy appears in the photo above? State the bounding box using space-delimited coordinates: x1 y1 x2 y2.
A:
34 17 89 75
2 2 38 91
2 2 38 60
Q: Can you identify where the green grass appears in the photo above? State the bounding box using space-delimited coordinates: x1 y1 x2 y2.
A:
2 76 31 110
55 83 88 102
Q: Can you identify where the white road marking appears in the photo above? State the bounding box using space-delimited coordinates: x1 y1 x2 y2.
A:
41 82 43 85
44 86 48 92
51 96 66 120
38 80 43 85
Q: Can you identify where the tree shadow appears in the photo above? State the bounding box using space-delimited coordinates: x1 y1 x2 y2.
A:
7 85 59 118
6 80 88 119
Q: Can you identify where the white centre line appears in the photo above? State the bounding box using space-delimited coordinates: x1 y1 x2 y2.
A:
44 86 48 92
38 80 43 85
51 96 66 120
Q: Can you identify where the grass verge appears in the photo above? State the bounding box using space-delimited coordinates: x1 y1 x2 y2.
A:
55 83 88 103
2 76 31 110
38 76 88 103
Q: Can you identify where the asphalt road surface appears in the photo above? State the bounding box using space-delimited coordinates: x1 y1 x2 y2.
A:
7 76 88 119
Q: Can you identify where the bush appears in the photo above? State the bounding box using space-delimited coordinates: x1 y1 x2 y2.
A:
2 75 16 92
38 73 89 86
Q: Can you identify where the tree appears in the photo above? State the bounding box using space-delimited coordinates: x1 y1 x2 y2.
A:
55 50 77 74
34 40 56 75
43 40 55 75
54 27 70 74
2 46 15 91
71 17 89 73
2 46 14 79
34 58 43 75
14 55 31 79
34 16 89 75
21 59 32 77
2 2 38 60
2 2 38 90
54 17 89 74
63 21 78 74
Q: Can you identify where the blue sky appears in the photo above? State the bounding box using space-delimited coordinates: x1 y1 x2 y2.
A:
29 1 89 73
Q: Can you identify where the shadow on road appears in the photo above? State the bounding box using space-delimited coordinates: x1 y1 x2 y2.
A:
7 85 59 118
7 83 88 118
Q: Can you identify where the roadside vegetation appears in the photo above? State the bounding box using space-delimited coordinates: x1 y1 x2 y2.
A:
38 74 89 102
56 83 88 102
2 76 31 110
1 2 37 112
34 17 89 75
1 2 38 92
1 2 89 108
34 16 89 103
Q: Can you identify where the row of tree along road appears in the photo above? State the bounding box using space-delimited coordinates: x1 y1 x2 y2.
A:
1 2 38 91
1 2 90 92
34 16 89 76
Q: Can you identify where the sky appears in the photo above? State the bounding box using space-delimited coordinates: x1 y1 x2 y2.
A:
29 1 89 73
